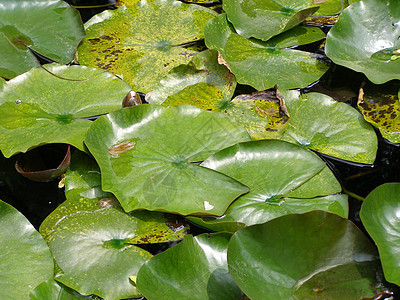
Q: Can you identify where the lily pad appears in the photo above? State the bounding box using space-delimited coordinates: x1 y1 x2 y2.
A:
0 64 131 157
0 0 85 79
84 104 250 215
49 206 153 300
78 0 217 93
223 0 319 41
137 233 244 299
40 150 188 243
146 49 236 109
357 83 400 144
325 0 400 84
196 140 347 228
228 211 385 299
205 14 329 90
0 200 54 299
279 90 377 164
360 183 400 286
30 279 87 300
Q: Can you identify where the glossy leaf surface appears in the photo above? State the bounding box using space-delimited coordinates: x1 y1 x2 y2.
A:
223 0 319 41
198 140 347 228
49 206 153 300
360 183 400 286
0 64 131 157
0 0 85 79
205 14 328 90
228 211 384 299
30 279 87 300
325 0 400 84
85 104 250 215
78 0 217 93
0 200 54 299
137 233 243 299
146 50 236 109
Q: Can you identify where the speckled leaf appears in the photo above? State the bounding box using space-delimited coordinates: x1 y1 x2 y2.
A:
0 64 131 157
40 150 188 244
325 0 400 84
205 14 328 90
0 0 85 79
279 90 377 164
228 211 385 299
223 0 319 41
137 233 244 300
358 83 400 144
49 206 153 300
360 183 400 286
30 279 87 300
84 104 250 215
0 200 54 299
146 49 236 109
197 140 346 228
78 0 217 93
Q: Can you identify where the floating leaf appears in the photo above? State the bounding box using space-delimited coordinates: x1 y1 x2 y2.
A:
84 104 250 215
205 14 328 90
0 200 54 299
228 211 385 299
49 206 153 300
279 90 377 164
223 0 319 41
195 140 347 229
0 0 85 79
357 83 400 144
360 183 400 286
137 233 244 299
78 0 217 93
325 0 400 84
30 279 88 300
0 64 131 157
146 49 236 109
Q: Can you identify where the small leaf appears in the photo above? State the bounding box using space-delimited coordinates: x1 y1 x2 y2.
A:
30 279 88 300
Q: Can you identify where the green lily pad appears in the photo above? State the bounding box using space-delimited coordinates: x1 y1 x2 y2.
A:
146 49 236 109
0 64 131 157
360 183 400 286
205 14 328 90
325 0 400 84
49 206 153 300
0 0 85 79
84 104 250 215
228 211 385 299
40 150 188 243
223 0 319 41
279 90 377 164
78 0 217 93
30 279 88 300
0 200 54 299
357 83 400 144
137 233 244 299
196 140 347 229
0 77 5 86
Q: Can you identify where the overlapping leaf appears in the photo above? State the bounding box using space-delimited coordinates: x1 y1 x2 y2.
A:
205 14 328 90
0 0 85 79
0 64 131 157
84 104 250 215
30 280 88 300
78 0 217 93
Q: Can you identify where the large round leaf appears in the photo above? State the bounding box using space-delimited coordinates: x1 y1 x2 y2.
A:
0 0 85 79
0 64 131 157
205 14 329 90
84 104 250 215
49 206 153 300
360 183 400 286
0 200 54 299
223 0 319 41
197 140 347 228
78 0 217 93
228 211 385 299
325 0 400 84
137 233 243 299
